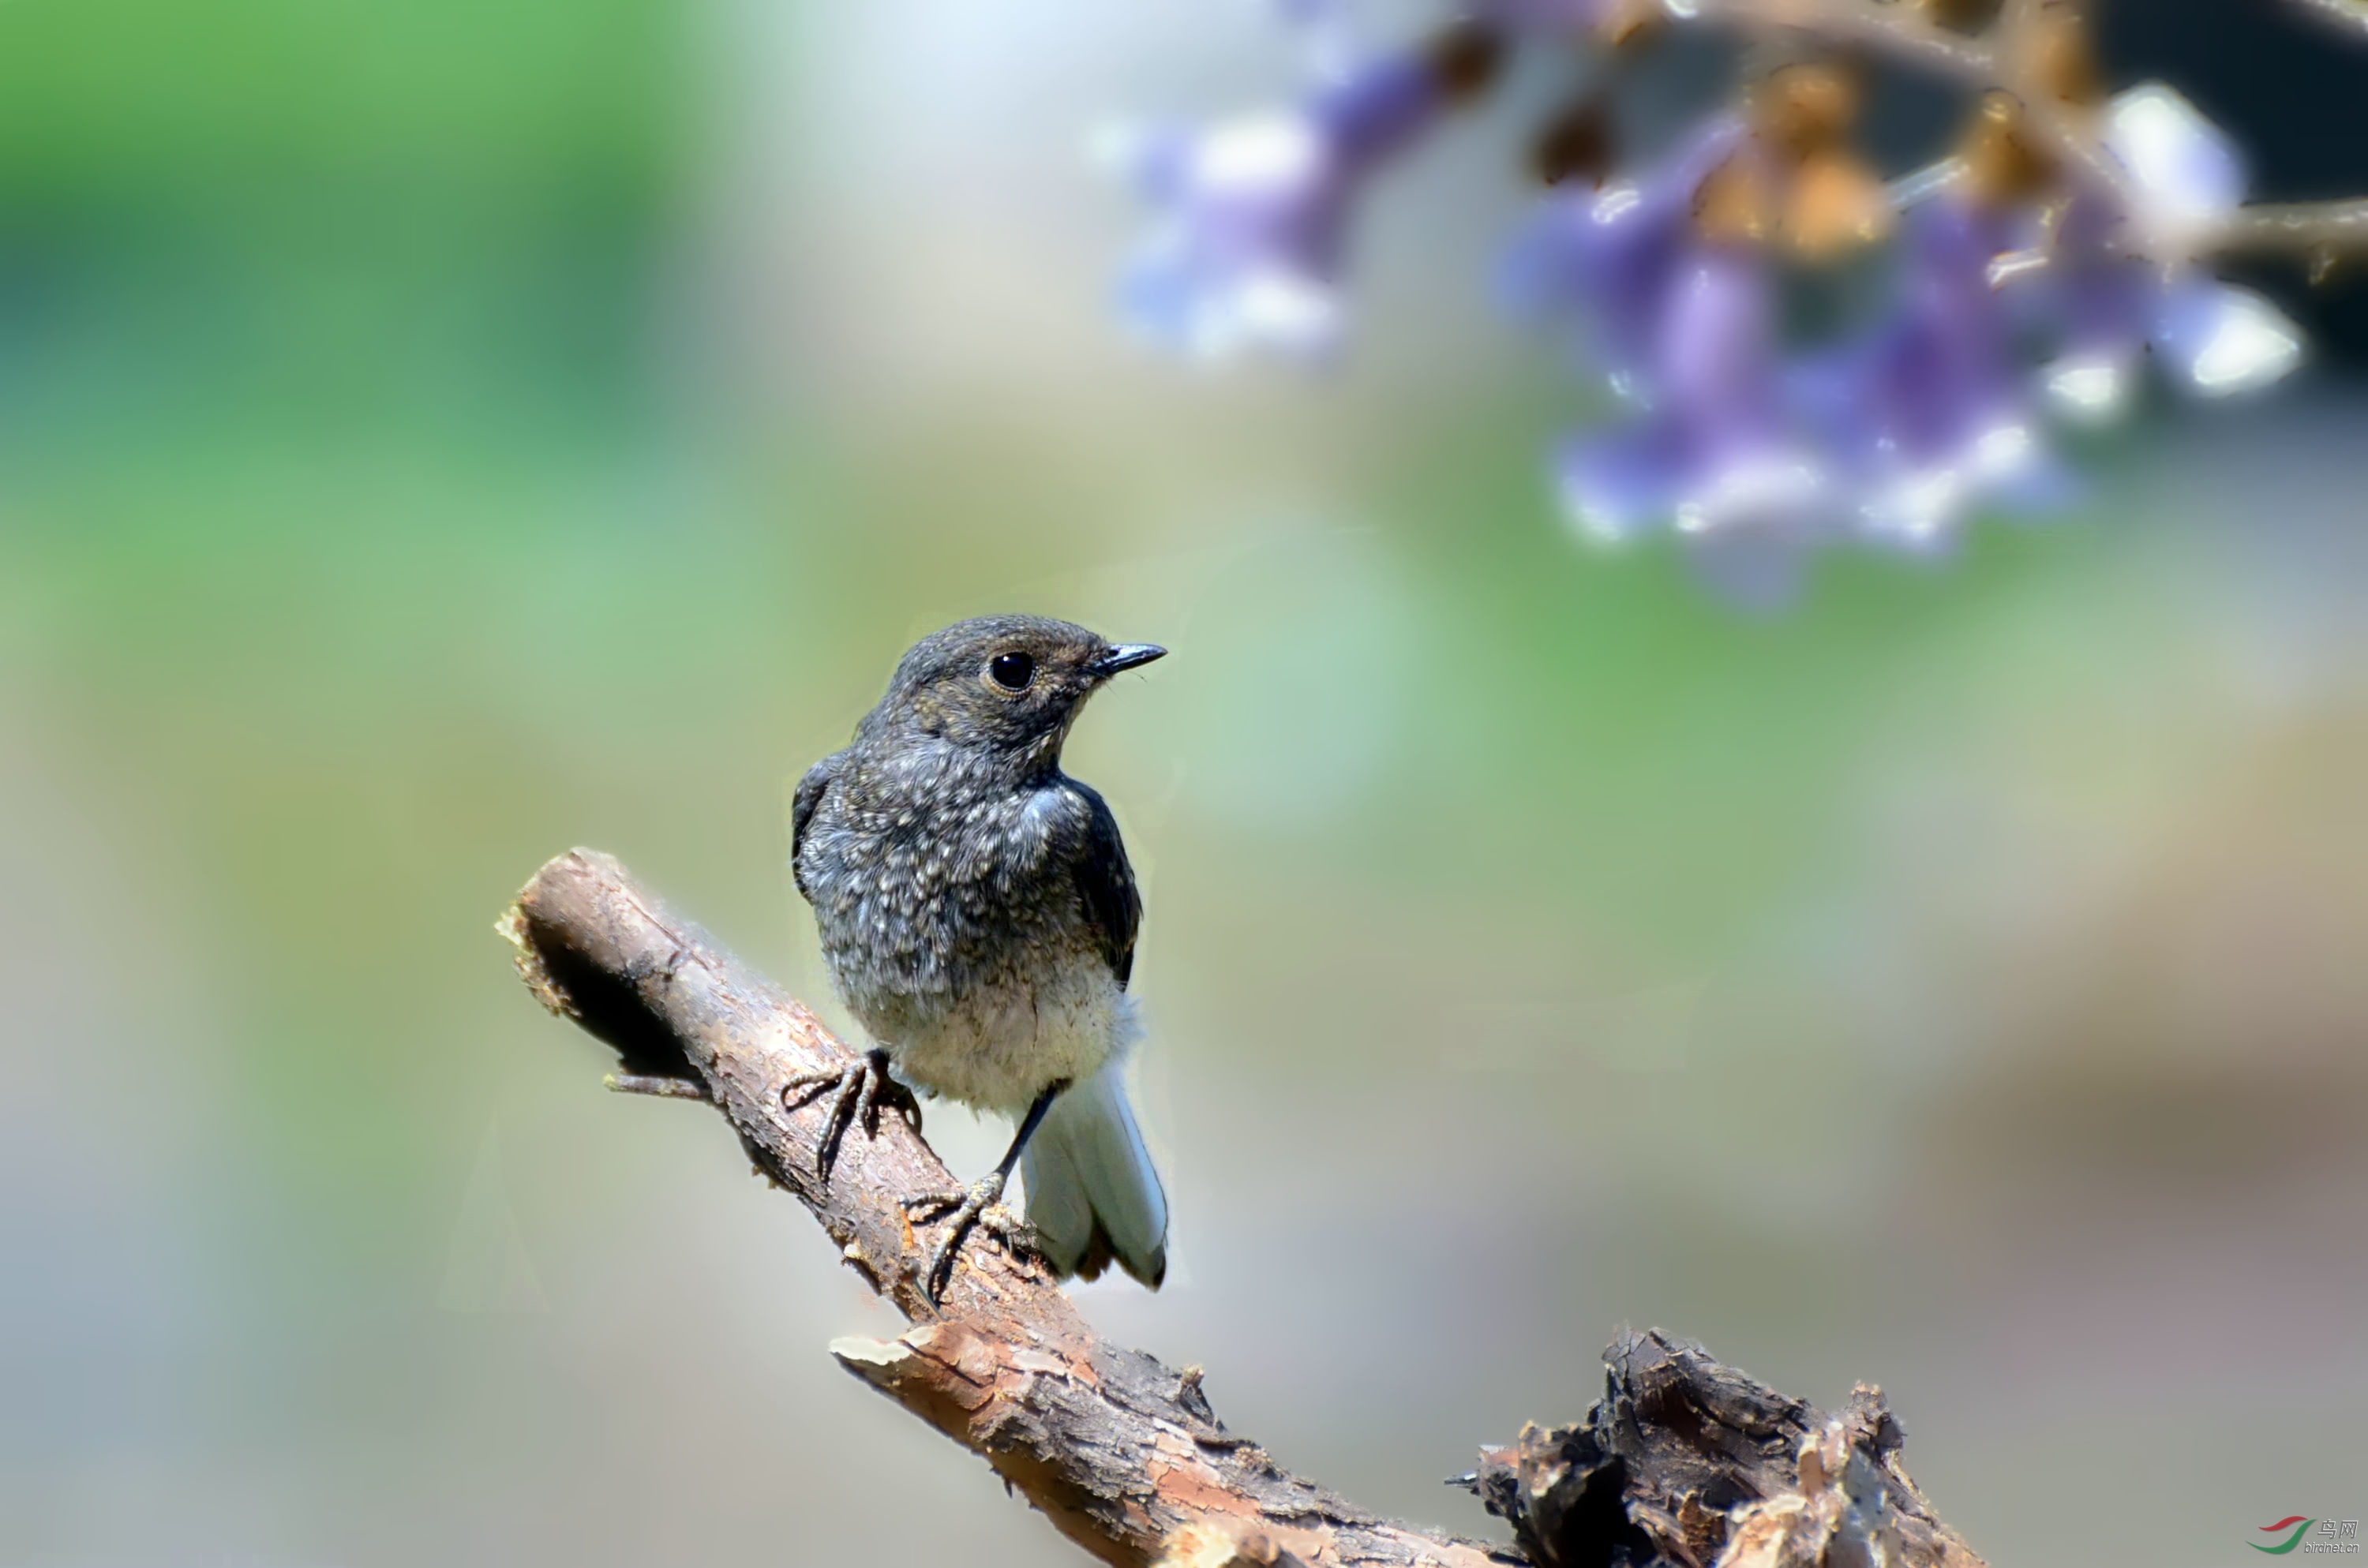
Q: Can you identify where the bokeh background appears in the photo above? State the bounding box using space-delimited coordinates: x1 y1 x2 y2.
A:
3 1 2365 1564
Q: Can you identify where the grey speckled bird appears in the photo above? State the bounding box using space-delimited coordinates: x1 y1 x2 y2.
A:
787 615 1169 1300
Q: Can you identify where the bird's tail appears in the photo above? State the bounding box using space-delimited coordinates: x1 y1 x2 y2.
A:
1021 1061 1167 1289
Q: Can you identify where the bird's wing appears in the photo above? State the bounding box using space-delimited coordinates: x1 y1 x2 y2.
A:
1068 781 1142 990
789 750 841 900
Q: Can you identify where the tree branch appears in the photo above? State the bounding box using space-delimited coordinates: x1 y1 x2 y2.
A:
500 848 1498 1567
500 848 1987 1568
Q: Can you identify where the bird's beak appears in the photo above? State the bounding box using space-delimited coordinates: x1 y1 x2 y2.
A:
1087 643 1167 679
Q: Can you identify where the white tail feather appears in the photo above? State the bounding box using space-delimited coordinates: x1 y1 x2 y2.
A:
1021 1062 1167 1288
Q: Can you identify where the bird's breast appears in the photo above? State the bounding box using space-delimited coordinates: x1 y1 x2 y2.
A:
803 769 1115 1110
849 945 1130 1115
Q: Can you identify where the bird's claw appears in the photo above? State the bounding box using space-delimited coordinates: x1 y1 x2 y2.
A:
780 1049 921 1187
902 1175 1040 1303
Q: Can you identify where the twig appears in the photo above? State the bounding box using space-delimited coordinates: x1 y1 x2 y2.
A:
500 848 1988 1567
2210 198 2368 256
1703 0 1998 84
603 1071 710 1099
1680 0 2368 262
2284 0 2368 44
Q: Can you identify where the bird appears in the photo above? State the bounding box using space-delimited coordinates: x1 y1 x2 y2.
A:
786 614 1171 1301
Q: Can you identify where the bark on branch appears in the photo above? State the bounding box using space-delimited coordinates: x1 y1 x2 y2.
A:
500 848 1987 1568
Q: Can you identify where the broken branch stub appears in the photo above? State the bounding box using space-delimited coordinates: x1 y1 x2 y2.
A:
1459 1330 1986 1568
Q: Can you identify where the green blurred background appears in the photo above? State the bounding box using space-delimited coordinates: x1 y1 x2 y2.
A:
3 1 2364 1563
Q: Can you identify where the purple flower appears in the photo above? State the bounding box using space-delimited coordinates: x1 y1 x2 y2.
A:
1803 198 2055 548
1557 249 1830 543
2102 83 2247 249
1108 19 2319 593
2151 279 2306 396
1505 119 1747 391
1519 127 1848 548
2021 88 2304 404
1115 51 1444 361
1526 97 2299 565
2029 261 2302 414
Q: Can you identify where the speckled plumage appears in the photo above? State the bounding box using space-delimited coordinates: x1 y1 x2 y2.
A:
792 615 1168 1286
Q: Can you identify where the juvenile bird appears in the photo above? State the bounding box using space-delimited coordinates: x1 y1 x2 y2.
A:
788 615 1170 1300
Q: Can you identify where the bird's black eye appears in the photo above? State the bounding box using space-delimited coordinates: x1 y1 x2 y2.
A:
987 650 1036 691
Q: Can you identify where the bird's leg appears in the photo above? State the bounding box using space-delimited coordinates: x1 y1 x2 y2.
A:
903 1080 1066 1303
779 1048 922 1186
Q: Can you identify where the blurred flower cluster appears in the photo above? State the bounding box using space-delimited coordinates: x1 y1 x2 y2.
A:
1109 0 2358 589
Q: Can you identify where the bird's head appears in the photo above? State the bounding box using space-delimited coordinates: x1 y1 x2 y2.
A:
867 614 1166 766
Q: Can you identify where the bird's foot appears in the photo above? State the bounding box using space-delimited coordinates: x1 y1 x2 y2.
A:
902 1173 1040 1303
779 1049 921 1186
